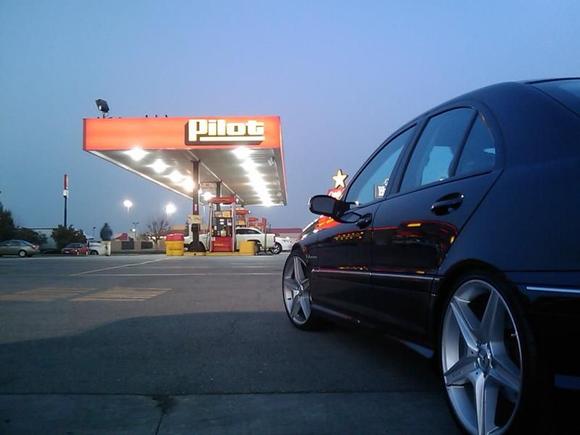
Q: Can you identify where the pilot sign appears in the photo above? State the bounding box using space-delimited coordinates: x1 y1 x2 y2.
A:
187 119 265 144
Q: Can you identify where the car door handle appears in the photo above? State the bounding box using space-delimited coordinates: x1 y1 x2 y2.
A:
431 193 464 216
356 213 373 228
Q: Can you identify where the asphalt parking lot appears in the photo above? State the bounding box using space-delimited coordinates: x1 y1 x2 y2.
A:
0 254 459 434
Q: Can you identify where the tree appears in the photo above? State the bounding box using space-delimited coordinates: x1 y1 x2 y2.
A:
52 225 86 250
0 202 15 241
100 223 113 241
0 203 44 244
146 217 170 243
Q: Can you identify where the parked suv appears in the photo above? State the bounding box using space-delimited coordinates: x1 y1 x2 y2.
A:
283 79 580 434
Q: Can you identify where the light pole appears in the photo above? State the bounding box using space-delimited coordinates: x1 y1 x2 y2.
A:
123 200 134 239
132 221 139 240
63 174 69 227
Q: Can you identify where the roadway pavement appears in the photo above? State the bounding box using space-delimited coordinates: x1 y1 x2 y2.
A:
0 253 459 434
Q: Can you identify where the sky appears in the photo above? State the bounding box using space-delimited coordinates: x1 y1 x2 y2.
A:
1 0 580 236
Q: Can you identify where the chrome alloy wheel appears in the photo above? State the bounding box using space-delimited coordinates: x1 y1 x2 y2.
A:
441 279 523 435
283 255 311 325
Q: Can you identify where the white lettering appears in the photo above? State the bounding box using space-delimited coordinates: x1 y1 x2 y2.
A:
246 120 264 136
226 122 245 136
188 119 208 142
187 119 265 144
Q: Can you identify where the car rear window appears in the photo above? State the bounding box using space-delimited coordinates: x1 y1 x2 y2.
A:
532 79 580 117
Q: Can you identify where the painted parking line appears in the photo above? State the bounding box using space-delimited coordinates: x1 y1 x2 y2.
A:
0 287 94 302
72 287 171 302
69 257 170 277
75 272 280 277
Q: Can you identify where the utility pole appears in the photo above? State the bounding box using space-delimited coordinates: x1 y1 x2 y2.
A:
63 174 69 227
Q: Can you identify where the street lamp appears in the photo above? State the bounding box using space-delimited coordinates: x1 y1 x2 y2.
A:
123 199 133 213
132 221 139 239
165 202 177 217
96 99 110 118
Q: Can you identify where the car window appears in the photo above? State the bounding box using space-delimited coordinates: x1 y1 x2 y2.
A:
247 229 260 234
400 108 475 192
236 229 248 235
455 115 496 177
345 126 416 206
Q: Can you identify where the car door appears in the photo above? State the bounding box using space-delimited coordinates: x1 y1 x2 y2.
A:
370 107 501 340
7 241 19 255
310 126 417 319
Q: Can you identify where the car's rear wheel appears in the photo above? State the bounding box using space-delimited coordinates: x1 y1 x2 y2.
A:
270 242 282 255
18 250 27 258
440 272 549 434
90 250 99 255
282 251 320 330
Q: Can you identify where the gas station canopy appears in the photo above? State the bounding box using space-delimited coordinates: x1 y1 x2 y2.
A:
83 116 287 206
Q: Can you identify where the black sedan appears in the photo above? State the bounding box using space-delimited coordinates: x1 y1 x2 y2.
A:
283 78 580 434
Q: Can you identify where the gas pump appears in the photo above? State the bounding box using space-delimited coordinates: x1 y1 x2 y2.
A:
209 196 236 252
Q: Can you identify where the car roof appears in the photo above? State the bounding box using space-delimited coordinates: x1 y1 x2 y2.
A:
523 77 580 85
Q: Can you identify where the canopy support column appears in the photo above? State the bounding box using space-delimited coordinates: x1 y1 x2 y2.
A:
189 160 204 252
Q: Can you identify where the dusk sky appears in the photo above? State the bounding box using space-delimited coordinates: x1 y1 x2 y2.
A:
1 1 579 236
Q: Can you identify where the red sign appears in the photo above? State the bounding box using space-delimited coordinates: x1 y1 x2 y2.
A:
84 116 282 151
210 196 236 204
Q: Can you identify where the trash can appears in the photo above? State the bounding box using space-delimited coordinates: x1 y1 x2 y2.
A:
239 240 257 255
166 233 185 256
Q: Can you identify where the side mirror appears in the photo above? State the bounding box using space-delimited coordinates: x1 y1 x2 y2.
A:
309 195 350 220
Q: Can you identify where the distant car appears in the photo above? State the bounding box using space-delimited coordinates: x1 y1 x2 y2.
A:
87 241 106 255
277 236 296 252
0 240 40 257
61 243 89 256
185 227 282 254
235 227 282 254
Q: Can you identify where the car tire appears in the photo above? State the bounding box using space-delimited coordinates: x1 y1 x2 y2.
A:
18 250 27 258
282 250 322 330
90 250 99 255
270 242 283 255
439 271 551 435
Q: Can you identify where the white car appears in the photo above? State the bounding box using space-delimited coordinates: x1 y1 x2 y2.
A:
186 227 281 254
276 236 297 252
235 228 280 254
87 241 107 255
